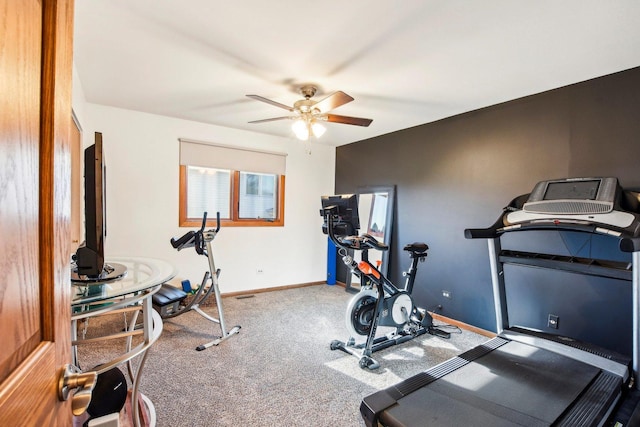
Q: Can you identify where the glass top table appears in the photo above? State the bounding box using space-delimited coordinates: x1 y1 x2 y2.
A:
71 257 176 427
72 256 176 309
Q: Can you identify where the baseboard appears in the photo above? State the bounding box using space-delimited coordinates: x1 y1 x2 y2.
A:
430 312 496 338
222 281 327 299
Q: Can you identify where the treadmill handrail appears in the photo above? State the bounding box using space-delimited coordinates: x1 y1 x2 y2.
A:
621 237 640 253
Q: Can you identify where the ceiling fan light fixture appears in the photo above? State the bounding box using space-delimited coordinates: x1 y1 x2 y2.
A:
311 121 326 138
292 119 309 140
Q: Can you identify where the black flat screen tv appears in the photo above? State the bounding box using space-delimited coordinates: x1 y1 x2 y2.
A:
74 132 106 278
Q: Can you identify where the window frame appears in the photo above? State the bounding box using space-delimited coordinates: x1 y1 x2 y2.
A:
179 166 285 228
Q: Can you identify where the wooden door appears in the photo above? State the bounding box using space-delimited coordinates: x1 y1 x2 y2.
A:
0 0 75 425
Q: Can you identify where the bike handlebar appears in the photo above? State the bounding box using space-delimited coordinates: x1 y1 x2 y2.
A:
200 212 208 231
321 206 387 252
199 211 221 233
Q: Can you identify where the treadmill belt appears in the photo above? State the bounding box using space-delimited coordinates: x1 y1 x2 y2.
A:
380 340 602 426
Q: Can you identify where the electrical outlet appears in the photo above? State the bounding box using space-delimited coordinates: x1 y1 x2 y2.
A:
442 290 451 299
548 314 559 329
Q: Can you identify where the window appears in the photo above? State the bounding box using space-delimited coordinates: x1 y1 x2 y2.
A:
179 139 286 227
238 172 277 219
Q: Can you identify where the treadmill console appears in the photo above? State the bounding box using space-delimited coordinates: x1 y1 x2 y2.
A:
505 177 637 232
523 177 617 215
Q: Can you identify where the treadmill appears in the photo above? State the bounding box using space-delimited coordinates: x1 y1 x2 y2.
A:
360 177 640 427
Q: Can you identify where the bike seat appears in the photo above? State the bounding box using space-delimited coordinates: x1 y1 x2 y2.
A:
403 242 429 254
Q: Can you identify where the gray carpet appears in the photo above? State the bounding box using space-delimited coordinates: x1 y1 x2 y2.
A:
76 284 488 426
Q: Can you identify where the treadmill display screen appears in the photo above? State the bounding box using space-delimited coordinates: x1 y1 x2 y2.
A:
543 180 600 201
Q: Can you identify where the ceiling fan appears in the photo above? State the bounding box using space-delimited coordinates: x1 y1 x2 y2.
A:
246 85 372 140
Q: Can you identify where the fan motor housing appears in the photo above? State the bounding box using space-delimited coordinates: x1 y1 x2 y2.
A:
294 98 318 113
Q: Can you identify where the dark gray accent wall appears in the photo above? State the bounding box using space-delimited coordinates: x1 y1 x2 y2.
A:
335 67 640 348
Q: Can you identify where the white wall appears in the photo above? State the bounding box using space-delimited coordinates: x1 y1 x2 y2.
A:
74 101 335 294
71 66 86 128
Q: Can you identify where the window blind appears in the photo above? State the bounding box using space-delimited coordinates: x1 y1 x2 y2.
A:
186 167 231 218
179 138 286 175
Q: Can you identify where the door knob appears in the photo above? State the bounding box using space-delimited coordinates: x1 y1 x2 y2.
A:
58 364 98 416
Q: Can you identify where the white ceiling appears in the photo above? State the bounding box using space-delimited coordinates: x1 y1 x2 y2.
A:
73 1 640 146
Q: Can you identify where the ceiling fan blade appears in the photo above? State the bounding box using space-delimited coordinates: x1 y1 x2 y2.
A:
313 91 354 112
248 116 291 124
326 114 372 127
246 94 293 111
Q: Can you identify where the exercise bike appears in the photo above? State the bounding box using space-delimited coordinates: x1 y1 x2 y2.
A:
153 212 240 350
321 204 450 370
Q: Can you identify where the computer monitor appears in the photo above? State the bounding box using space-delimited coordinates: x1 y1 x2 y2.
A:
321 194 360 236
